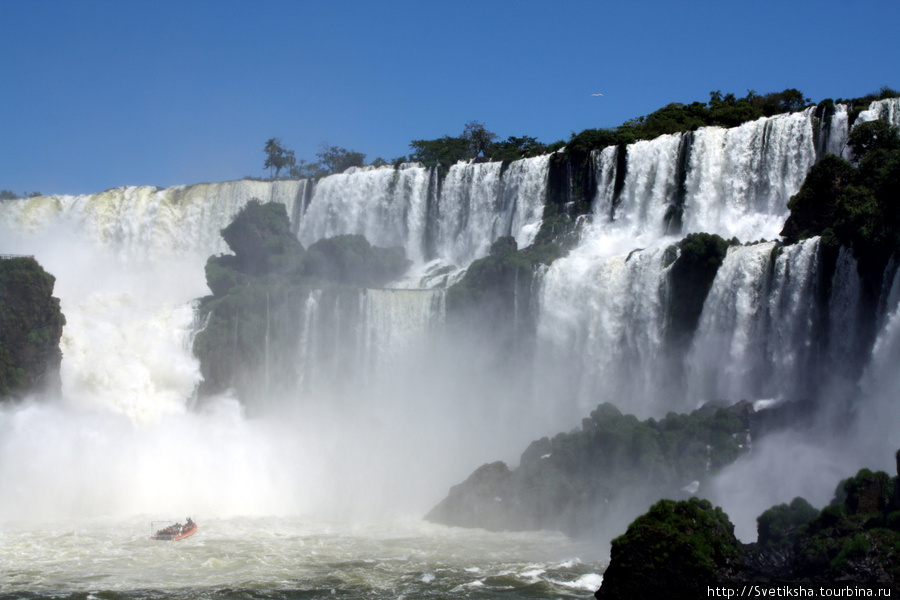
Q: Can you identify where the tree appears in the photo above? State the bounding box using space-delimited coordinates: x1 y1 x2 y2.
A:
463 121 497 158
409 135 471 168
263 138 294 179
847 120 900 161
289 159 328 180
316 144 366 174
489 135 547 162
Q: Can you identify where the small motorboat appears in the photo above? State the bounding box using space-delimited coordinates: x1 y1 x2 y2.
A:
150 518 198 541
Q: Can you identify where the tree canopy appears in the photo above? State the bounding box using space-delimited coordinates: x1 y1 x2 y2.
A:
316 144 366 174
462 120 497 158
263 138 295 179
254 87 895 183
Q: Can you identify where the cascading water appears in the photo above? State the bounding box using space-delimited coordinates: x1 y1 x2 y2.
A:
685 238 823 404
0 162 600 596
358 288 446 371
855 96 900 129
0 180 307 258
819 103 850 159
681 109 818 240
528 100 899 542
296 164 432 263
0 154 555 522
295 155 551 270
496 153 552 250
535 244 676 421
613 133 687 238
2 99 899 597
535 107 829 421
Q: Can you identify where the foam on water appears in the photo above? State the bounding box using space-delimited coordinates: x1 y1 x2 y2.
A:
0 516 604 598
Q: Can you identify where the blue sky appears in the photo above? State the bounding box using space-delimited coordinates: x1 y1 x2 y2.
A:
2 0 898 196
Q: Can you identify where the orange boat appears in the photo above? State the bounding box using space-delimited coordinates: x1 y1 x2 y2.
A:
150 518 198 541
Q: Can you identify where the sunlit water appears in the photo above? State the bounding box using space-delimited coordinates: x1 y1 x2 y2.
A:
1 516 603 599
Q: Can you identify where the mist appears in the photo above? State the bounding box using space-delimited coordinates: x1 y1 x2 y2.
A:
0 216 552 526
2 102 900 552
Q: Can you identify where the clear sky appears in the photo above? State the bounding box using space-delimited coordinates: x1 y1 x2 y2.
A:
2 0 898 196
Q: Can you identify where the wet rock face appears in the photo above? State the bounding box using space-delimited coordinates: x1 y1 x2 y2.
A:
0 256 65 400
594 452 900 598
424 462 521 531
426 401 752 537
596 498 744 600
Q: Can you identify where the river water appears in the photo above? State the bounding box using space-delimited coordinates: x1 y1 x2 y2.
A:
1 516 603 599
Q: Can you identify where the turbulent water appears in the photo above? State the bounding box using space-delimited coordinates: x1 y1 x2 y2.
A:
2 99 900 596
1 516 602 599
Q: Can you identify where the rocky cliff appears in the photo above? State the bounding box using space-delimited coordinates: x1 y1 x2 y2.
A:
596 450 900 598
0 256 65 399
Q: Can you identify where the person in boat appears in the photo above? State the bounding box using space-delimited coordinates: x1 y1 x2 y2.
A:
186 517 193 527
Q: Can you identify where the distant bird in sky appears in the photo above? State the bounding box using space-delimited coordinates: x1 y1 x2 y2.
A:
591 93 604 96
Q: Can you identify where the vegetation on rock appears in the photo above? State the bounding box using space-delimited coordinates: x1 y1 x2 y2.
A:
444 235 567 367
193 200 410 400
426 400 752 536
597 498 744 599
263 138 296 179
316 144 366 175
756 497 819 550
781 119 900 304
0 190 42 201
0 256 65 399
595 450 900 598
666 233 734 347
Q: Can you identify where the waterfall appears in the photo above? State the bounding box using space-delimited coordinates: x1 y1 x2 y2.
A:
614 133 687 238
432 161 504 265
0 157 548 271
296 165 431 263
821 103 850 159
0 179 308 258
855 97 900 129
296 156 549 269
2 99 899 530
530 101 900 423
682 109 817 240
588 109 819 243
592 145 619 221
825 248 864 381
498 153 552 249
685 238 822 404
297 289 321 395
358 288 447 371
535 244 675 420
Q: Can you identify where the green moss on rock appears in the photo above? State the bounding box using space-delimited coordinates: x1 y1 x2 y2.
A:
598 498 743 600
193 200 411 400
666 233 732 347
426 400 751 536
595 451 900 597
0 256 66 399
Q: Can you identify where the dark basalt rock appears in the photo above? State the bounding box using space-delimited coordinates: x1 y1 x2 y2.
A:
0 256 65 399
424 462 521 531
426 400 752 537
596 498 744 600
594 451 900 598
193 200 411 401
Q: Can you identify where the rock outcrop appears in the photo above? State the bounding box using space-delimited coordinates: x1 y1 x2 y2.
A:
595 450 900 598
426 400 753 536
0 256 65 399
